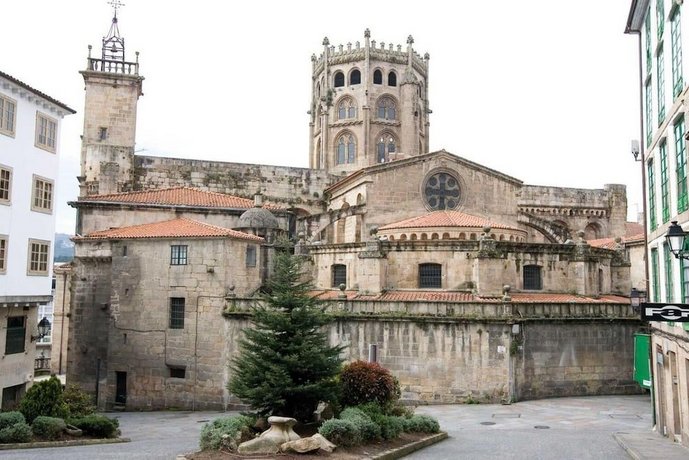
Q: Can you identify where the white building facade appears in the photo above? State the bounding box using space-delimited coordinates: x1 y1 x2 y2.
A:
627 0 689 447
0 70 74 409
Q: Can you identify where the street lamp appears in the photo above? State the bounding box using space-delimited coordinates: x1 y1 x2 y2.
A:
665 221 689 259
31 317 51 342
630 287 647 312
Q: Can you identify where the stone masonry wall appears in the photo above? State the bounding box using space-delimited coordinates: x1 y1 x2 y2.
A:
515 320 641 400
133 156 335 214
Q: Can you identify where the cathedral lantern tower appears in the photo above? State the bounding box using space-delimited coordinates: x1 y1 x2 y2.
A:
78 2 144 196
309 29 430 175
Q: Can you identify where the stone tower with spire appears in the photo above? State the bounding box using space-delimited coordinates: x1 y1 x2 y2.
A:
309 29 430 175
78 4 143 197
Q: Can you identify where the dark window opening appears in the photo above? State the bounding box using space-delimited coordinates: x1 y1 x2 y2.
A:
373 69 383 85
388 71 397 87
169 297 185 329
169 366 186 379
5 316 26 355
523 265 542 290
350 69 361 85
334 72 345 88
332 264 346 287
419 263 442 288
122 245 128 257
98 127 107 140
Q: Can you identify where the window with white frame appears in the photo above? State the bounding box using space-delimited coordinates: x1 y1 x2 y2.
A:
35 113 57 152
0 95 16 137
31 175 53 213
37 303 53 344
27 239 50 276
0 166 11 204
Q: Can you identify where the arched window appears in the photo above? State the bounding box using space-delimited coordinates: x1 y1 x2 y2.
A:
350 69 361 85
336 133 356 164
334 71 345 88
332 264 347 287
376 97 396 120
337 98 357 120
316 82 321 101
419 263 441 288
388 71 397 86
377 133 397 163
373 69 383 85
523 265 542 290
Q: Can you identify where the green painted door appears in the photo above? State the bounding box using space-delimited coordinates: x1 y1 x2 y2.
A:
634 333 652 389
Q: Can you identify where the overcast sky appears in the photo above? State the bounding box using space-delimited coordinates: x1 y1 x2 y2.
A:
3 0 641 234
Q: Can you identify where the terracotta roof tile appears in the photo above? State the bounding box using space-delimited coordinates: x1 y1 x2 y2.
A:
80 187 281 209
379 211 521 231
310 290 627 304
588 232 645 249
76 218 264 242
625 221 644 237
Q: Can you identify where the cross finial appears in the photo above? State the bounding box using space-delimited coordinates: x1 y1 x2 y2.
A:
108 0 125 18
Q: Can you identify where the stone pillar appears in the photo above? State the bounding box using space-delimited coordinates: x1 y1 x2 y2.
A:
357 239 387 294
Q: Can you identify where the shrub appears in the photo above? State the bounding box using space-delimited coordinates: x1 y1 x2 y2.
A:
69 415 119 438
19 376 67 424
0 412 25 431
318 418 361 447
339 408 380 441
340 361 400 408
32 416 66 440
199 415 255 451
402 414 440 433
371 414 404 440
0 422 32 444
62 384 95 418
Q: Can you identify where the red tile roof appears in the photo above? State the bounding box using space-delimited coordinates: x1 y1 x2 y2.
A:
311 290 627 304
379 211 521 231
625 221 644 237
588 232 645 249
79 187 281 209
76 218 264 242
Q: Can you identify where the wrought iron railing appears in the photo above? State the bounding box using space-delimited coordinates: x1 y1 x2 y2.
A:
34 357 51 372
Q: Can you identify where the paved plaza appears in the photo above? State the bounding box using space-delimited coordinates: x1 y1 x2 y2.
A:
1 394 688 459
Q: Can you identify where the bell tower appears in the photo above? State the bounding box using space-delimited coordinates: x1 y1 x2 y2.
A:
78 1 144 196
309 29 430 175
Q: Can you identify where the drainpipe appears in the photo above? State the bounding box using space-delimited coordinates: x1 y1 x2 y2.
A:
626 8 655 426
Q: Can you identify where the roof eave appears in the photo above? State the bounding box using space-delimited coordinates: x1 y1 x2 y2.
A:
625 0 650 34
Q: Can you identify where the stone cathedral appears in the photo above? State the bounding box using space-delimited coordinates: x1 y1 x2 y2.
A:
62 12 644 411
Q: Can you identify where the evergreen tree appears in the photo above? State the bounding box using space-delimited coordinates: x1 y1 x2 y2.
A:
228 248 345 422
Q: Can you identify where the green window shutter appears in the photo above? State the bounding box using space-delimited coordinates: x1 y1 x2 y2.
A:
646 8 653 75
664 243 674 302
646 80 653 147
661 142 671 222
675 118 688 212
671 8 683 98
649 159 658 231
652 248 660 302
658 0 665 40
658 46 666 124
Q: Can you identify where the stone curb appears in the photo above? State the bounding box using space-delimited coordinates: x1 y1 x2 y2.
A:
0 437 131 450
369 432 449 460
613 433 642 460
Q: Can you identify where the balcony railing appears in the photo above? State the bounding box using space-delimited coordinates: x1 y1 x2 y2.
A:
34 356 51 372
87 57 139 76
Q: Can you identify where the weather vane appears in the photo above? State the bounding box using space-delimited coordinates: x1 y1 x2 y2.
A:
108 0 125 18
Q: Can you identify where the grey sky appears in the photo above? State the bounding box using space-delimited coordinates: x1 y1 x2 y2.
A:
2 1 641 234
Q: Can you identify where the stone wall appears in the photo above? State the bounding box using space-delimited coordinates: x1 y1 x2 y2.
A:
133 156 335 215
515 320 641 400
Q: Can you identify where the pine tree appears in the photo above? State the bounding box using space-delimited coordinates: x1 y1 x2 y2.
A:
228 249 345 422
